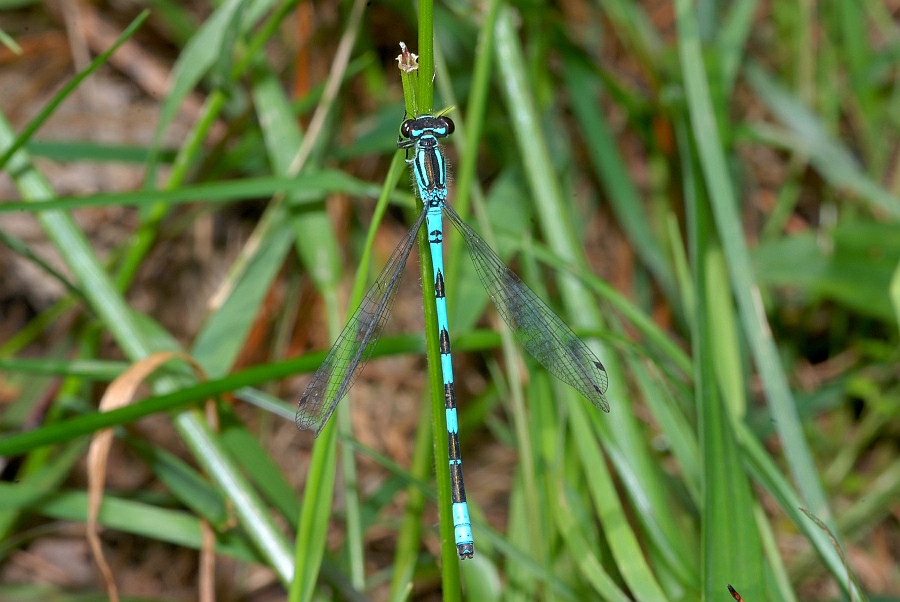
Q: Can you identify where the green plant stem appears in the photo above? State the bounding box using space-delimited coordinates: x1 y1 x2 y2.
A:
416 0 434 113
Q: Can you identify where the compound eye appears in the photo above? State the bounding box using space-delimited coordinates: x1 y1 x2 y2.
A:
440 116 455 135
400 119 414 138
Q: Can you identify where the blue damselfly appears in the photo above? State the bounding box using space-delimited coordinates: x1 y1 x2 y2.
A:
296 114 610 559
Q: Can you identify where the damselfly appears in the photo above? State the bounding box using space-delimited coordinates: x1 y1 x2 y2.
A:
296 114 610 559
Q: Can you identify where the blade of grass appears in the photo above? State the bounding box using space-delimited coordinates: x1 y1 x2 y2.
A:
675 0 837 538
0 228 80 295
592 0 663 78
289 418 339 602
891 259 900 327
24 140 178 163
191 222 295 376
494 6 698 585
570 400 673 601
0 328 500 455
685 160 763 601
717 0 758 94
736 420 863 599
0 440 86 545
0 487 262 562
128 437 231 528
0 27 22 54
0 113 296 583
629 358 701 502
253 48 363 593
555 482 632 602
288 147 407 601
746 64 900 219
119 0 303 290
0 172 403 217
0 358 128 379
0 11 149 170
704 250 764 600
149 0 277 173
388 385 433 602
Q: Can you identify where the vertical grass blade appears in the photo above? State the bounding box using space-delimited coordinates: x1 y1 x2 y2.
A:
674 0 836 534
493 6 698 586
684 161 764 599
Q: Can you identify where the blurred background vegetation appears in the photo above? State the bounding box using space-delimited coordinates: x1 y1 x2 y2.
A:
0 0 899 600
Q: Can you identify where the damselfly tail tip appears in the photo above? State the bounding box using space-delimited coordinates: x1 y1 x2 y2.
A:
457 543 474 559
727 585 743 601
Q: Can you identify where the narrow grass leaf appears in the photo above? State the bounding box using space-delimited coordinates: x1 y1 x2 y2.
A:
555 484 632 602
0 440 86 544
495 8 697 584
0 27 22 54
706 250 746 419
570 402 673 601
152 0 276 161
717 0 758 93
746 64 900 219
253 61 364 591
388 390 432 602
674 0 836 533
0 488 261 563
191 222 294 377
24 140 176 163
290 420 338 602
218 408 301 525
0 348 427 456
891 259 900 328
129 439 230 527
753 224 899 323
0 11 149 170
735 421 863 599
174 410 295 582
0 359 127 379
0 171 396 214
629 359 701 502
694 234 764 601
251 66 342 289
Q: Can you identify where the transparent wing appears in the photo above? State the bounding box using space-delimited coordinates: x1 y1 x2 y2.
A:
444 204 609 412
296 209 427 434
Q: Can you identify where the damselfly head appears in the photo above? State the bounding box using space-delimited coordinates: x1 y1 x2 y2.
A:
399 115 455 140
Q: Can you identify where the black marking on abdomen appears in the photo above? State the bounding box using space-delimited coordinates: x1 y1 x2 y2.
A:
449 463 467 502
440 327 451 354
435 270 445 298
444 382 455 409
